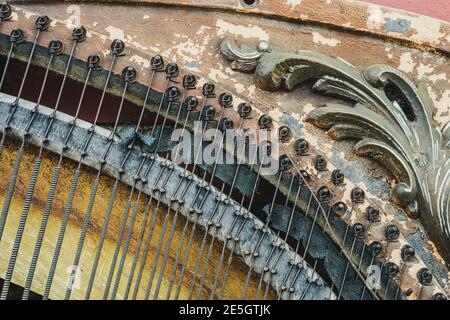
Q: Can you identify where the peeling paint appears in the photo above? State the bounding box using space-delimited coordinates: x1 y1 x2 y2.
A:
398 52 415 74
10 12 18 21
216 19 269 42
417 63 434 79
286 0 302 8
129 54 150 69
385 18 411 34
105 25 124 41
312 32 340 47
367 5 383 30
428 88 450 129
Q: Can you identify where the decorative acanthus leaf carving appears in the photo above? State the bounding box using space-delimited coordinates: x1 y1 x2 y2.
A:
219 37 450 257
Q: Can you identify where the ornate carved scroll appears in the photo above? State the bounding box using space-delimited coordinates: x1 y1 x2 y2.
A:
220 38 450 260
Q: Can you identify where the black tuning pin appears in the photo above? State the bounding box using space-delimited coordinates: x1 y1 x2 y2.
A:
314 155 327 171
184 96 198 112
219 93 233 108
317 186 331 203
202 82 215 98
331 169 345 185
385 262 400 278
279 154 292 171
10 28 24 44
417 268 433 285
278 126 291 143
182 74 197 90
0 3 12 21
294 138 309 156
48 40 64 55
238 102 252 118
35 16 50 31
332 202 347 218
165 63 179 79
366 206 380 223
72 26 87 42
353 223 365 238
298 170 310 185
87 55 101 69
258 114 272 129
166 86 180 102
370 241 383 257
219 118 234 130
385 224 400 241
122 66 137 82
401 245 415 262
432 293 447 300
351 187 365 203
202 105 216 121
151 55 164 71
111 39 125 55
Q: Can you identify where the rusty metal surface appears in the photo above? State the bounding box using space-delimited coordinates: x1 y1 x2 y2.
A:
2 0 450 298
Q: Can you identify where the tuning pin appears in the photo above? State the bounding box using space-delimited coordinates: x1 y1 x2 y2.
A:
219 118 234 130
385 262 400 278
111 39 125 55
258 114 272 129
48 40 64 55
184 96 198 112
182 74 197 90
401 245 415 262
278 126 291 143
314 155 327 171
238 102 252 118
35 16 50 31
202 105 216 121
366 206 380 222
294 138 309 156
219 92 233 108
122 66 137 82
432 293 447 300
0 3 12 21
317 186 331 203
72 26 87 42
370 241 383 257
332 202 347 218
353 223 365 238
351 187 365 203
10 28 24 44
87 54 101 69
166 86 180 101
279 154 292 171
150 55 164 71
385 224 400 241
298 170 310 185
165 63 179 79
202 82 215 98
417 268 433 285
417 268 433 286
331 169 345 185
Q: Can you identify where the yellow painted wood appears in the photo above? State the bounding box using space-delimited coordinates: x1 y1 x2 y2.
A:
0 140 275 300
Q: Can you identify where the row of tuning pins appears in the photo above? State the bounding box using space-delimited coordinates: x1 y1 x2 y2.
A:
287 126 448 300
247 110 448 300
